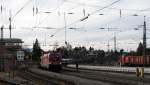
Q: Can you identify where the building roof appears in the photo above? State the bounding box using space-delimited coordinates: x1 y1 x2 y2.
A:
0 38 23 43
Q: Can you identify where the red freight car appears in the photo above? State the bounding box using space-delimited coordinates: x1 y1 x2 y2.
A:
119 55 150 66
40 51 62 71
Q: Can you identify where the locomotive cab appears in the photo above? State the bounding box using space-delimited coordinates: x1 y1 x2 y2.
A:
40 51 62 71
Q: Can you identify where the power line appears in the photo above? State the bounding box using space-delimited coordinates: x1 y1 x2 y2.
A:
34 0 66 28
97 13 149 31
12 0 31 20
66 0 150 12
50 17 82 37
67 1 150 32
2 0 32 27
80 0 120 21
50 0 121 37
88 0 120 15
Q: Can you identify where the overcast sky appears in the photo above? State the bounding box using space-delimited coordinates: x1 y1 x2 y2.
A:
0 0 150 51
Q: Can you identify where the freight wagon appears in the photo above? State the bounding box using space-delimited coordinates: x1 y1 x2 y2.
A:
119 55 150 66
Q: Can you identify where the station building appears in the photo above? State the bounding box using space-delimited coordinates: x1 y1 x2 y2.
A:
0 38 24 71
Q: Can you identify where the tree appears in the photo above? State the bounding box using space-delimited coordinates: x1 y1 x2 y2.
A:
32 39 42 61
89 47 94 51
136 42 143 56
23 48 32 60
146 48 150 55
120 49 124 55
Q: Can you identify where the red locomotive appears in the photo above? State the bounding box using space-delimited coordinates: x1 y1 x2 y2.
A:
119 55 150 66
40 51 62 71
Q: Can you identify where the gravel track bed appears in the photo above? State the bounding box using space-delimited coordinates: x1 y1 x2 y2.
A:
62 67 150 85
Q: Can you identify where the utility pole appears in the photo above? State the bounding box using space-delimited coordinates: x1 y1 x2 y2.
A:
64 12 67 45
143 16 146 56
114 32 117 52
143 16 146 67
140 16 146 76
107 41 110 52
1 25 4 40
9 16 12 39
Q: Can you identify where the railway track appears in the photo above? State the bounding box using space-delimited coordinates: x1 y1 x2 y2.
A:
0 80 18 85
62 67 150 85
29 67 116 85
16 65 150 85
17 70 48 85
17 69 75 85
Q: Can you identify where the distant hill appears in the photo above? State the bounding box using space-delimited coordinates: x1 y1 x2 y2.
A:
23 48 33 53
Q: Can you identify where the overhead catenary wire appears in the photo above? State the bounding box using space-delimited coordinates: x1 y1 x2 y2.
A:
12 0 31 20
50 0 121 37
50 18 82 37
65 0 150 32
35 0 122 31
0 0 5 13
86 0 120 16
2 0 32 27
98 9 150 31
33 0 39 16
0 4 2 13
80 0 120 21
1 1 150 47
53 2 149 40
90 6 150 33
34 0 66 28
65 0 150 12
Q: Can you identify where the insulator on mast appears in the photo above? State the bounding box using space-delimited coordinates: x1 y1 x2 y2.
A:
33 7 34 16
0 5 2 13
